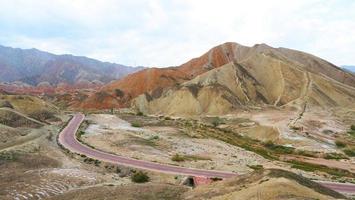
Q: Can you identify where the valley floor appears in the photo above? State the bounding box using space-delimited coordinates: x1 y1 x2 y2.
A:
1 106 355 200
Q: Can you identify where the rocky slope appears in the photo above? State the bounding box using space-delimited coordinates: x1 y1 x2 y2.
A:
0 45 143 87
130 43 355 115
78 42 257 109
134 62 355 115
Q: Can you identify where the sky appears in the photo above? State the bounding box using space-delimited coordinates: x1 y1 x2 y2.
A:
0 0 355 71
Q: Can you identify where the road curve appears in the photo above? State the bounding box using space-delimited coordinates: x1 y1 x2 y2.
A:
316 181 355 194
58 113 236 178
59 114 355 194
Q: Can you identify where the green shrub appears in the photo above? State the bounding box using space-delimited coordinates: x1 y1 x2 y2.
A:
296 150 317 157
94 159 101 166
171 154 185 162
335 140 346 148
131 171 149 183
290 126 301 131
263 141 295 154
114 89 124 97
264 140 275 148
78 131 85 137
343 148 355 157
324 153 348 160
148 135 159 140
136 111 144 116
290 160 352 177
348 125 355 137
0 151 18 162
131 122 142 127
248 164 264 170
211 117 222 127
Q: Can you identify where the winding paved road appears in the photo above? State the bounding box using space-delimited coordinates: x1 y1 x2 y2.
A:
58 113 355 194
58 113 235 178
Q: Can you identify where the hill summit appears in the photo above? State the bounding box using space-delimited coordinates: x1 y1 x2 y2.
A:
77 42 355 114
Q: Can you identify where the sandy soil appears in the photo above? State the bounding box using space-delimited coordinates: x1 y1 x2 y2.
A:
242 107 350 152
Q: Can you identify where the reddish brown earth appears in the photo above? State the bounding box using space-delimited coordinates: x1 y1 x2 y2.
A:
78 42 355 110
79 42 242 109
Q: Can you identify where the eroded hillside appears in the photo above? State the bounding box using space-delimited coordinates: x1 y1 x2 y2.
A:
77 42 355 111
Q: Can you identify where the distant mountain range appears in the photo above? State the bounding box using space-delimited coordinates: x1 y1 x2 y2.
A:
0 45 143 86
342 65 355 73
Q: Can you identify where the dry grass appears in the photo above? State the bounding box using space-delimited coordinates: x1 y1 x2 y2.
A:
0 109 43 128
0 151 60 169
0 95 58 116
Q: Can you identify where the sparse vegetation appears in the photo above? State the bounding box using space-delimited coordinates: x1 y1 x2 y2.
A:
248 164 264 170
148 135 159 140
95 91 112 102
94 159 101 166
0 151 18 162
78 130 85 137
171 154 185 162
0 100 14 109
114 88 125 97
296 150 317 157
263 141 295 154
0 151 59 168
348 125 355 136
290 126 301 131
28 110 58 122
335 140 346 148
131 171 149 183
136 111 144 116
171 153 210 162
46 132 53 141
290 160 354 177
183 155 211 161
343 148 355 157
324 152 348 160
131 121 142 127
211 117 223 127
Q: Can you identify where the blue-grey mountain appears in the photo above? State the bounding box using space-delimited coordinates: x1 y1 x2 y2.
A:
0 45 143 86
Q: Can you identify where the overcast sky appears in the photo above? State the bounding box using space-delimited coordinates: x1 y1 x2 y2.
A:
0 0 354 71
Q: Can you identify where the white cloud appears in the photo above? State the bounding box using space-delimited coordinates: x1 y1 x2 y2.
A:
0 0 354 66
